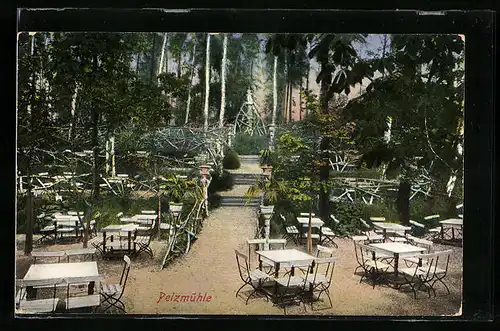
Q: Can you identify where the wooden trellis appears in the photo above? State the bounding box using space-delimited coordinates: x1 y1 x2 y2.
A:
234 89 267 136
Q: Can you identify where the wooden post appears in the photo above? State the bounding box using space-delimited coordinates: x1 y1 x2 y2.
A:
105 139 109 176
308 202 313 255
111 136 116 177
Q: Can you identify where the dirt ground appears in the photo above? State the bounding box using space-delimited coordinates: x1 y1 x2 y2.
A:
15 206 462 316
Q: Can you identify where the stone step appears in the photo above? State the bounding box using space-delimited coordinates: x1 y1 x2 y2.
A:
220 196 260 207
237 155 260 164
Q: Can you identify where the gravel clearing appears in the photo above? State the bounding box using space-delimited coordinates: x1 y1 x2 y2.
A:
16 206 462 316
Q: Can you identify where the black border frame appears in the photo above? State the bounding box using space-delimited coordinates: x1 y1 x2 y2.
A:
4 6 495 330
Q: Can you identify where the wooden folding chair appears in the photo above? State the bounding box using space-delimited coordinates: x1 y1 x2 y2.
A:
234 250 270 305
100 255 131 313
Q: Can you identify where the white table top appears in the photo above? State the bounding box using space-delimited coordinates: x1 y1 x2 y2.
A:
370 242 427 255
24 262 98 281
102 224 138 232
439 218 463 226
135 214 158 220
296 217 324 226
255 249 315 264
372 222 412 231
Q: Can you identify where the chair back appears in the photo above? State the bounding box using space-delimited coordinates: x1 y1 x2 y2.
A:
406 234 433 252
369 217 386 222
316 245 334 257
235 250 250 282
119 255 132 293
16 277 65 310
268 238 286 250
359 218 371 229
284 261 311 290
415 250 452 279
309 257 336 288
330 215 341 225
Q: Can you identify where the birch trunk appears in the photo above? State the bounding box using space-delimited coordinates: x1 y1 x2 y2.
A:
68 85 79 142
203 33 211 132
219 34 228 128
157 32 168 84
381 116 392 179
272 56 278 126
185 35 197 124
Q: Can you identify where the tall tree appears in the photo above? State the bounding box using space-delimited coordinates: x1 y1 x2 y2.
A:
185 34 197 124
203 33 211 131
219 34 228 127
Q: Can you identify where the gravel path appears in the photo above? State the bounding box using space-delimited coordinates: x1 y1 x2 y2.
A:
16 208 462 316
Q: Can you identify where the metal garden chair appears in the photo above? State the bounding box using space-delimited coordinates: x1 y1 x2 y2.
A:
273 261 312 315
398 250 453 299
303 257 336 310
100 255 131 313
234 250 270 305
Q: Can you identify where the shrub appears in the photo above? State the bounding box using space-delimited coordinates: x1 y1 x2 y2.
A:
208 170 234 193
222 149 241 170
208 193 222 209
232 133 268 155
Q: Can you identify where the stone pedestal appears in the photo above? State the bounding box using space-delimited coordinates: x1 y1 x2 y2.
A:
199 165 211 216
268 124 276 151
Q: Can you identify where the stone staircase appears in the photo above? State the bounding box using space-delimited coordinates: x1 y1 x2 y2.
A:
218 155 262 207
232 173 263 185
220 196 261 207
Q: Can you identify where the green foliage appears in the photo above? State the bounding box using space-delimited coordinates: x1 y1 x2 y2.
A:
208 193 222 209
259 148 273 166
232 133 268 155
222 149 241 170
208 170 234 193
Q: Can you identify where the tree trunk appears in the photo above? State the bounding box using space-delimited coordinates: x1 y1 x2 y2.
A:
185 36 197 124
272 56 278 126
136 53 140 74
305 41 311 118
283 83 289 123
203 33 211 132
24 168 34 255
177 43 182 79
396 181 411 225
299 83 302 120
288 82 293 122
219 34 228 128
318 79 330 221
157 33 168 84
150 33 157 83
68 84 79 143
86 54 100 248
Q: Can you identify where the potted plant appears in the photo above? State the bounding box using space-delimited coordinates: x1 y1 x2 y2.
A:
259 148 273 166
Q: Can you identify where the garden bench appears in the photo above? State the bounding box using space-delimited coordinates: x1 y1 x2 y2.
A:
16 278 65 313
65 275 102 310
65 248 97 262
31 251 66 264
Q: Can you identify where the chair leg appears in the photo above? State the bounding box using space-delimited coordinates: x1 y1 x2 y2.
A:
431 278 450 294
236 283 249 298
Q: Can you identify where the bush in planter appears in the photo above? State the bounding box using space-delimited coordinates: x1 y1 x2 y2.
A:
208 170 234 193
222 149 241 170
232 133 268 155
259 148 273 166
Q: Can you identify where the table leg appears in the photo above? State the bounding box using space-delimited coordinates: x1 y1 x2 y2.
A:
383 229 387 242
102 232 107 257
290 265 295 276
452 227 455 240
128 231 131 254
319 226 323 244
274 263 280 278
258 256 263 271
26 286 37 299
441 224 444 240
88 281 94 295
394 253 399 277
